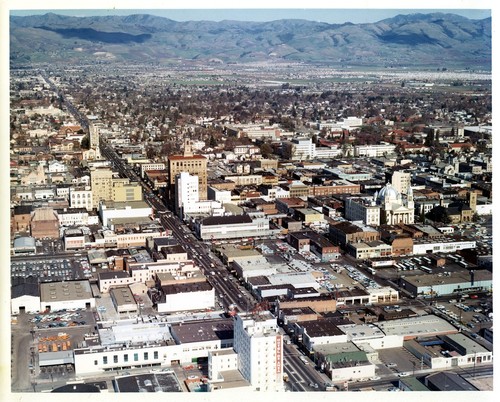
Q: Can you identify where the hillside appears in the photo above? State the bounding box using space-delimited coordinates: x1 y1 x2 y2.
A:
9 12 491 69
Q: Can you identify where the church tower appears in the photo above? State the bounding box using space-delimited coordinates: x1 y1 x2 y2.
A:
468 191 477 212
183 138 193 157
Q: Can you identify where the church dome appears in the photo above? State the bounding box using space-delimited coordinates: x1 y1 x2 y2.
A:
377 183 400 203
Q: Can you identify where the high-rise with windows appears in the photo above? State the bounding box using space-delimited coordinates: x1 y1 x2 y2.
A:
168 139 208 201
233 312 284 392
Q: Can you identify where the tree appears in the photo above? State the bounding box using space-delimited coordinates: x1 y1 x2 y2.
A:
208 135 218 148
260 142 274 158
80 135 90 150
425 206 451 224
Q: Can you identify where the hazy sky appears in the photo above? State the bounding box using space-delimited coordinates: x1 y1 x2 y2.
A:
9 5 491 24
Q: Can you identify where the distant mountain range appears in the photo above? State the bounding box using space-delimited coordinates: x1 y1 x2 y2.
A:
10 12 491 69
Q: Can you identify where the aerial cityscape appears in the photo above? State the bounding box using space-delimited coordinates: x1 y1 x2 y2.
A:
8 8 493 395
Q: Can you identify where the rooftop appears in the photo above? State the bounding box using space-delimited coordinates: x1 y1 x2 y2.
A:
40 280 92 302
375 315 458 338
170 318 233 344
299 318 346 337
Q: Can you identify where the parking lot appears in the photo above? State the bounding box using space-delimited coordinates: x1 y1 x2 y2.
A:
377 347 430 375
11 256 90 284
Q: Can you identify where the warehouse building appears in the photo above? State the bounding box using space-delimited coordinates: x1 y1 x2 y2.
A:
399 269 492 298
40 280 95 312
109 287 138 316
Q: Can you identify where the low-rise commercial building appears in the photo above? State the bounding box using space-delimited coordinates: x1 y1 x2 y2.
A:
99 200 152 227
412 236 476 255
98 271 135 293
110 287 138 316
39 280 95 312
400 269 492 298
194 213 279 240
158 281 215 313
405 333 492 370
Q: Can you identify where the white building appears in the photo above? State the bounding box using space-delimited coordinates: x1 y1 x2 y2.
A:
57 208 92 227
346 241 393 260
233 313 284 392
233 256 277 280
98 271 136 293
375 183 415 225
225 174 263 186
354 143 396 157
195 212 278 241
345 196 381 226
140 162 166 178
39 281 95 312
287 137 316 161
11 283 40 314
405 333 492 370
314 146 342 159
176 172 224 218
175 171 200 215
73 317 234 376
158 282 215 313
128 260 196 284
99 200 152 227
48 160 68 173
412 237 476 255
260 186 290 201
208 186 232 205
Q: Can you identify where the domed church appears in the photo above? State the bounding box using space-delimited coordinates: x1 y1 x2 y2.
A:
374 183 415 225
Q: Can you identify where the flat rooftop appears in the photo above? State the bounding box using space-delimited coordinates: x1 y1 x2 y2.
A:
170 318 233 344
110 287 136 307
114 372 182 392
314 341 361 356
375 315 458 338
40 280 92 302
402 269 492 287
299 318 346 337
162 281 212 294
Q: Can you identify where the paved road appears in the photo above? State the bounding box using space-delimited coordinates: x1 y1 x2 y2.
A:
11 314 34 392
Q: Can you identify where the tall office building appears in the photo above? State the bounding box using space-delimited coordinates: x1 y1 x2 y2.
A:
388 170 412 194
89 123 101 159
168 139 208 200
175 172 199 216
90 167 142 209
233 312 284 392
90 167 113 207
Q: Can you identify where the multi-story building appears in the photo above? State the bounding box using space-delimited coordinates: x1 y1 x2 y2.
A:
69 186 94 211
99 200 152 227
168 139 208 200
30 207 60 239
175 172 224 219
91 167 142 208
233 313 284 392
112 179 143 203
307 180 360 197
346 240 393 260
195 212 279 241
376 183 415 225
175 172 199 216
280 181 309 198
354 143 396 157
90 167 113 207
329 221 380 248
345 196 381 226
389 170 412 194
139 162 166 178
283 137 315 161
